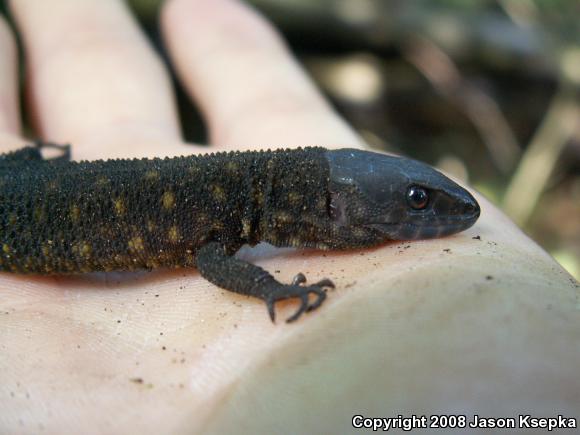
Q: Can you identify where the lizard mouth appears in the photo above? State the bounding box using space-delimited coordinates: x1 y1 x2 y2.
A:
367 210 480 240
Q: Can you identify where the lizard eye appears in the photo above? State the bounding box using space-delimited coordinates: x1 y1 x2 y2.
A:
407 186 429 210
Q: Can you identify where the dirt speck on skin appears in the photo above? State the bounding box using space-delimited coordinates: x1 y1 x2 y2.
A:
130 377 144 384
443 249 452 253
472 235 481 240
344 281 357 289
486 275 494 280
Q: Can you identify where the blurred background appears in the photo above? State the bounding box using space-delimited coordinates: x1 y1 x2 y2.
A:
8 0 580 278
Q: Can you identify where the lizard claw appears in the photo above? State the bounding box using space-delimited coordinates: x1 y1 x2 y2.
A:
265 274 335 323
266 296 277 323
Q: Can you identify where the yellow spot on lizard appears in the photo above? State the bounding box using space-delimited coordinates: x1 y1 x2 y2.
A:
287 191 302 205
146 220 156 232
241 218 252 238
225 161 239 173
211 185 226 202
42 243 51 258
114 199 126 216
211 221 225 231
70 204 80 223
96 176 110 186
128 236 145 253
275 211 293 225
80 242 92 257
168 226 180 243
34 206 45 222
188 165 200 176
73 241 92 258
162 191 175 210
144 170 159 181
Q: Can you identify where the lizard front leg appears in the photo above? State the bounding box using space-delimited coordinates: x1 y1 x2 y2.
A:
195 242 334 323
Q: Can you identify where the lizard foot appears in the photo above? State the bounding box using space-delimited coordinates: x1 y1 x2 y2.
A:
266 274 335 323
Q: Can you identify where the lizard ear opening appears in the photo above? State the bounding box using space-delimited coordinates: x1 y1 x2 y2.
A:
328 192 347 226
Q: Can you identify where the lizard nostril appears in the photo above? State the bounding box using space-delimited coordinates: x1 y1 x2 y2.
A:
465 200 480 217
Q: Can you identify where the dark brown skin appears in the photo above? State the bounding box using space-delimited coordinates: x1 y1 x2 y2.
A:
0 142 479 322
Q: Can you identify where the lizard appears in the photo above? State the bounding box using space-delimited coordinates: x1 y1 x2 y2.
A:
0 142 480 322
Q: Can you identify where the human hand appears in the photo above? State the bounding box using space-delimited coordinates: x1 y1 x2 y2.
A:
1 0 578 434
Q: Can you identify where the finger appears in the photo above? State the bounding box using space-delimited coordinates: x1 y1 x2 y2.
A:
162 0 364 150
0 16 20 137
10 0 191 160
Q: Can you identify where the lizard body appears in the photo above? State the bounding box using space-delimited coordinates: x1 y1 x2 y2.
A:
0 143 479 322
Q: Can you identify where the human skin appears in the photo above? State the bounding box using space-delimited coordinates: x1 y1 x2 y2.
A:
0 0 578 434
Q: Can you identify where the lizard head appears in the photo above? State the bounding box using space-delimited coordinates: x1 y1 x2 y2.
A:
324 148 480 247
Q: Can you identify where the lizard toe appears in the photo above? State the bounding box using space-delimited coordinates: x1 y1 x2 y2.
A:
313 278 335 289
264 276 335 323
286 293 310 323
266 295 277 323
306 287 327 313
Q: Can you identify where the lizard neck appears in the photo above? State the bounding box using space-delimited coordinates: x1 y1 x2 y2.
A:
245 147 332 249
